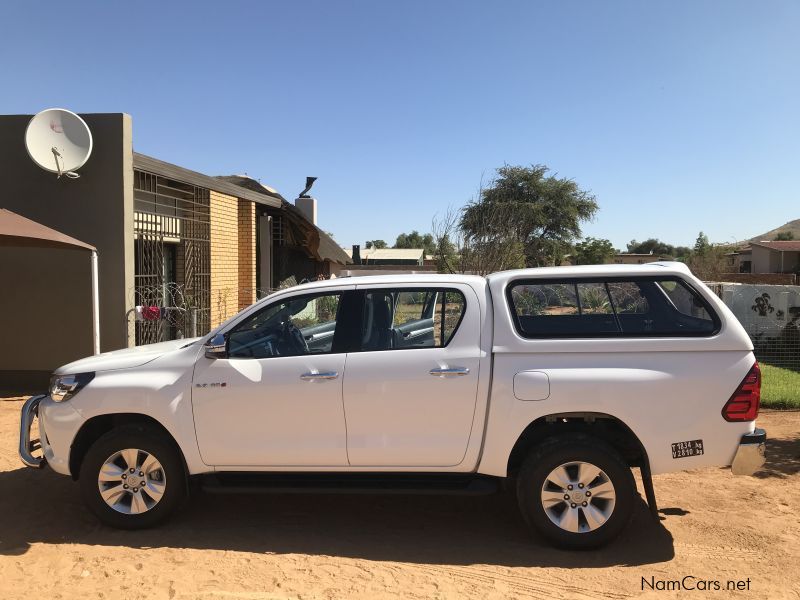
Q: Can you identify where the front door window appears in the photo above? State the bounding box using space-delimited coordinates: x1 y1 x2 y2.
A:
227 293 341 358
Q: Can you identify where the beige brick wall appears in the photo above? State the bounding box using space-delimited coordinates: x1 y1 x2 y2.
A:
238 200 257 310
210 191 239 327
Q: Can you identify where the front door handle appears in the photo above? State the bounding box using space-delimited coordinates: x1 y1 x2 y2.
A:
429 367 470 377
300 371 339 381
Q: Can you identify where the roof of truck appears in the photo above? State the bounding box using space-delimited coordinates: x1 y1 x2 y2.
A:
487 261 692 281
277 262 692 295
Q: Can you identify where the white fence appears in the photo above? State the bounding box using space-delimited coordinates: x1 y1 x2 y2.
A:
709 282 800 368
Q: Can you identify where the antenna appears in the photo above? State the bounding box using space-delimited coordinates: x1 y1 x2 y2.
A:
25 108 93 179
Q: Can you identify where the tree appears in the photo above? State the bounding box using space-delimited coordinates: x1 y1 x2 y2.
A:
394 230 436 256
685 244 735 281
627 238 672 256
775 231 795 241
365 240 387 249
624 238 692 259
694 231 711 255
432 203 526 275
432 232 458 272
574 237 616 265
460 164 598 266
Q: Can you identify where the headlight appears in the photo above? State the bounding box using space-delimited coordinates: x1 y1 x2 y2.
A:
49 372 95 402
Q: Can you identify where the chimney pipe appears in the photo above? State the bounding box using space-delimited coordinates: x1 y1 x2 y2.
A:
295 196 317 225
295 176 318 225
352 244 361 265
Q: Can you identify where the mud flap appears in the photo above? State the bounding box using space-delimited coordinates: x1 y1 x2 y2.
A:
640 461 659 519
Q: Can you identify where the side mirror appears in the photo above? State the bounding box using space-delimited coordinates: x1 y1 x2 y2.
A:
204 333 227 359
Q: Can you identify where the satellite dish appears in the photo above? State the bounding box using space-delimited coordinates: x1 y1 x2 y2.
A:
25 108 93 179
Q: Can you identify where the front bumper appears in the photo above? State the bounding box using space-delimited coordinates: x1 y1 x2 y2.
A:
19 394 47 468
731 428 766 476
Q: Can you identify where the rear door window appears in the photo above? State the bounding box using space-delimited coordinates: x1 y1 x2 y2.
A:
508 277 719 338
360 288 466 351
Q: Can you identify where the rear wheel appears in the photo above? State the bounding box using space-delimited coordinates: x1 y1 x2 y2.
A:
516 435 635 549
79 425 186 529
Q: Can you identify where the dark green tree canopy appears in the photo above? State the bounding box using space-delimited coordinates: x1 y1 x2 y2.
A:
394 230 436 255
574 237 616 265
460 164 598 266
625 238 691 258
365 240 387 249
775 231 795 241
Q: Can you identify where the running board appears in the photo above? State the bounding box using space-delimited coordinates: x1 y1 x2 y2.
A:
200 473 500 496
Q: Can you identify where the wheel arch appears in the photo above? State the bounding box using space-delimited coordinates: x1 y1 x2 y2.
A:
69 413 188 481
505 412 650 477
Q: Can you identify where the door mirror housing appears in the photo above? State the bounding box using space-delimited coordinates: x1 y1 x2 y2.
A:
204 333 228 359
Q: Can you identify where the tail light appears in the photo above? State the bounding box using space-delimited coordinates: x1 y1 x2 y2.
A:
722 362 761 422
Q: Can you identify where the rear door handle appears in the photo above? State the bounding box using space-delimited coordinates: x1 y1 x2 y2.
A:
300 371 339 381
429 367 470 377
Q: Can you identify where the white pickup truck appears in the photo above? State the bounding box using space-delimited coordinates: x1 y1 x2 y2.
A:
20 263 766 549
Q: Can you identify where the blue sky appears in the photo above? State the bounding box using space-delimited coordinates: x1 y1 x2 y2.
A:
2 1 798 249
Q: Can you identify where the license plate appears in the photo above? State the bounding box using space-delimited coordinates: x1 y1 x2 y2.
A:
671 439 704 459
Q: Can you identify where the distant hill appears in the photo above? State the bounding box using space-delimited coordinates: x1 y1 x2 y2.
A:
749 219 800 242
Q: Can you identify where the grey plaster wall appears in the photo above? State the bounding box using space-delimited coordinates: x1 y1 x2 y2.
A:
0 113 134 388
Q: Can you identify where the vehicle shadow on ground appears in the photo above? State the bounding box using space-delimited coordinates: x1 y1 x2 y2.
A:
0 467 674 567
754 435 800 479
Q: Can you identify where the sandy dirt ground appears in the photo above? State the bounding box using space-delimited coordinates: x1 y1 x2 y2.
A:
0 399 798 599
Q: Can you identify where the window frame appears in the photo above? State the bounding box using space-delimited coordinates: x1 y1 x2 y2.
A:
506 276 721 339
354 286 468 352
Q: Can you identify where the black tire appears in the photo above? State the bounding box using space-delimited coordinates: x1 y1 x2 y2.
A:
516 434 635 550
79 424 186 529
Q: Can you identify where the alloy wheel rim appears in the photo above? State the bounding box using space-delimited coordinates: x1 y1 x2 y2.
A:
540 460 616 533
97 448 167 514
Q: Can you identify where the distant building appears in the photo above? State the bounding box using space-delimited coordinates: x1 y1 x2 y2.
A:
726 245 751 273
335 245 435 277
734 241 800 274
344 246 425 265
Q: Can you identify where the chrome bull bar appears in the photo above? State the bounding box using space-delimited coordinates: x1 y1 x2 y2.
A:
19 394 47 468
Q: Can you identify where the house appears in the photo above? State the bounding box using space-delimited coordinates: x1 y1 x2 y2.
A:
728 241 800 274
726 245 752 273
746 241 800 274
0 112 349 388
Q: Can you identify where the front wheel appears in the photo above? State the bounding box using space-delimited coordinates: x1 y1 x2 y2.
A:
79 425 186 529
516 435 636 549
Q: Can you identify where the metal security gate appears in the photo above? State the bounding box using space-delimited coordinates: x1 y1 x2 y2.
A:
132 171 211 345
